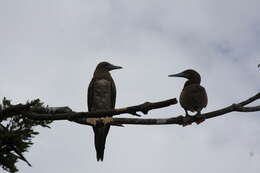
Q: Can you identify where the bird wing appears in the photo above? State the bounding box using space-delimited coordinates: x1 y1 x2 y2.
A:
190 86 208 108
87 78 95 111
110 78 116 109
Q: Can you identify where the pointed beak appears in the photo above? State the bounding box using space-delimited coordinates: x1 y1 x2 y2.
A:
168 72 188 78
108 64 123 71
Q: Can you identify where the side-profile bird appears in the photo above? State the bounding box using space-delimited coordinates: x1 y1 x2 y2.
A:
168 69 208 124
87 61 122 161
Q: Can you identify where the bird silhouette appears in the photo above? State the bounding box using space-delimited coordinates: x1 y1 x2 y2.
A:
87 62 122 161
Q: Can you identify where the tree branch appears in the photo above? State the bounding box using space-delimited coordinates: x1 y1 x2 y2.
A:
75 92 260 126
0 99 40 119
9 98 178 120
2 92 260 127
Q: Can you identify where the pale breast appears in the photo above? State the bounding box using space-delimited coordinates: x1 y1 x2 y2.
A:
92 79 112 111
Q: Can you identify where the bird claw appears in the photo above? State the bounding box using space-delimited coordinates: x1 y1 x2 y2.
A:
182 115 192 127
195 114 205 125
182 122 192 127
195 118 205 125
86 118 97 126
101 117 113 125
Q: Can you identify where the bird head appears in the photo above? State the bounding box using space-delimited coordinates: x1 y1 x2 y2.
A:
168 69 201 83
96 61 122 72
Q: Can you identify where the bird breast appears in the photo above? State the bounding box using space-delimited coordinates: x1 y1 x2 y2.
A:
179 84 208 112
92 79 112 110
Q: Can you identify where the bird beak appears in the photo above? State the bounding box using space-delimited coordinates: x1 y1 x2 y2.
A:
108 63 123 71
168 72 188 78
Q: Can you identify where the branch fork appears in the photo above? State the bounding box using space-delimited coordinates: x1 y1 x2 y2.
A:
1 92 260 127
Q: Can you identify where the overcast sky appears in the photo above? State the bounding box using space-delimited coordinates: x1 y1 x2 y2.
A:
1 0 260 173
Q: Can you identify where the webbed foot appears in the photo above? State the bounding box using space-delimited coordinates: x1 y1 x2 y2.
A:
101 117 113 125
86 118 97 126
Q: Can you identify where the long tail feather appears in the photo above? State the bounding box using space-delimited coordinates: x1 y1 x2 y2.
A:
93 126 110 161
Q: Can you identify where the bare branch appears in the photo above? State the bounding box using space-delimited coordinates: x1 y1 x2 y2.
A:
2 92 260 127
75 92 260 126
9 98 178 120
238 92 260 106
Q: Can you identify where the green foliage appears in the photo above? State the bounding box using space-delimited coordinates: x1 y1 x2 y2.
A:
0 98 53 173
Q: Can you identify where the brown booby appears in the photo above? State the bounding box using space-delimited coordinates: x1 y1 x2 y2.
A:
87 61 122 161
169 69 208 124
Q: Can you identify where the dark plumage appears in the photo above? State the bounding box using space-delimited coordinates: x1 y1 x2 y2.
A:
87 61 122 161
169 69 208 120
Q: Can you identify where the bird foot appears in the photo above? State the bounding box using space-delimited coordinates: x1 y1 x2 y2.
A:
86 118 97 126
101 117 113 125
195 114 205 125
195 118 205 125
182 115 192 127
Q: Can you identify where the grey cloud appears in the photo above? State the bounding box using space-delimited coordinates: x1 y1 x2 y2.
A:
0 0 260 173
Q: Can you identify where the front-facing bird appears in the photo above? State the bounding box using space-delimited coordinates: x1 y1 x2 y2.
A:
168 69 208 124
87 61 122 161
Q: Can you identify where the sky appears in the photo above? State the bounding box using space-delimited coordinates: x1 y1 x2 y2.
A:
0 0 260 172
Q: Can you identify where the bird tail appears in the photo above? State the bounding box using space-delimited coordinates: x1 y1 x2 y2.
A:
93 126 110 161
